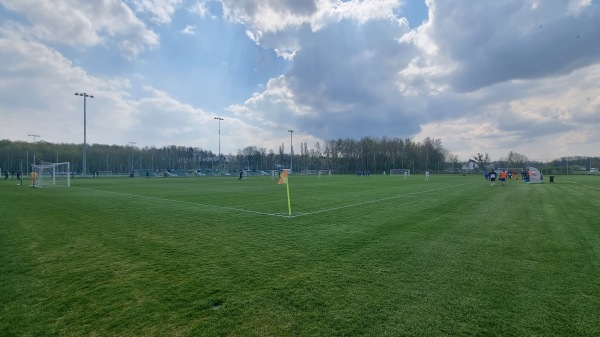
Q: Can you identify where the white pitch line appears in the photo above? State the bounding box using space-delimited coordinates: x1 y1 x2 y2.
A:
74 187 291 218
75 181 477 219
288 181 478 218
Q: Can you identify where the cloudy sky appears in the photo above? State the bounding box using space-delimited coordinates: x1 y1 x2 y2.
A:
1 0 599 162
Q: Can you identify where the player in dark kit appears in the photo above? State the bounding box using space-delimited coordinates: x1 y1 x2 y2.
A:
489 170 497 186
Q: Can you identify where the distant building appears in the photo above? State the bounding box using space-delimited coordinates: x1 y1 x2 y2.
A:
461 159 479 172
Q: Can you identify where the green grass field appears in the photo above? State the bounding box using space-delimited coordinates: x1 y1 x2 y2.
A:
1 173 599 336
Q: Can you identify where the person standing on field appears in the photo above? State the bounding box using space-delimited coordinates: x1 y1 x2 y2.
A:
489 169 497 186
500 170 507 186
29 170 37 188
425 171 430 181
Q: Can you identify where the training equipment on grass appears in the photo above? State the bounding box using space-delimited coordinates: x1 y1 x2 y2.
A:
526 167 542 183
389 169 410 176
31 162 71 188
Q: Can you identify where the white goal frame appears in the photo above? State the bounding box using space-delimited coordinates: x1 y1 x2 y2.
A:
32 162 71 188
301 170 325 175
389 169 410 176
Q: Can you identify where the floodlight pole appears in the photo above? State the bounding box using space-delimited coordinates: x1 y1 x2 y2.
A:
28 134 40 166
75 92 93 176
288 130 294 171
214 117 224 174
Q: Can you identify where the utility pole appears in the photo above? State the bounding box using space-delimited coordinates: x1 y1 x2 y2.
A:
129 142 137 173
74 92 94 176
288 130 294 171
28 134 40 166
214 117 224 174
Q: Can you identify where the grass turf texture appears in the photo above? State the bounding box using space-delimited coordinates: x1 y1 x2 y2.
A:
1 174 599 336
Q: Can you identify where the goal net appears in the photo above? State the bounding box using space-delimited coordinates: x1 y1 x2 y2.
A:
301 170 325 175
496 167 523 179
32 162 71 188
389 169 410 176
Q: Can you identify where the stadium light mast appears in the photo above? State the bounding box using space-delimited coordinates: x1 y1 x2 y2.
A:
288 130 294 171
28 134 40 166
214 117 224 174
75 92 93 176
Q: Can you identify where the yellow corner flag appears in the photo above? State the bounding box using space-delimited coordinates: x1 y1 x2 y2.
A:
278 169 291 215
278 169 288 185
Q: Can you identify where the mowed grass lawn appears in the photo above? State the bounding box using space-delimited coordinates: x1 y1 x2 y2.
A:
1 173 599 336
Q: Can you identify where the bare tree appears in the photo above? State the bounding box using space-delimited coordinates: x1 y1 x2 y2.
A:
473 153 490 170
507 151 528 167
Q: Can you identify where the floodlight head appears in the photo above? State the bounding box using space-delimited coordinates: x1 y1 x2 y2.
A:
75 92 80 96
89 95 94 98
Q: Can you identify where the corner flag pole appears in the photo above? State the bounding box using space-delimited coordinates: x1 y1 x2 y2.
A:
285 178 291 216
278 169 291 215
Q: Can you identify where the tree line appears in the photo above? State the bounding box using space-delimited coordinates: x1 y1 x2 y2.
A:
2 138 598 175
1 137 453 175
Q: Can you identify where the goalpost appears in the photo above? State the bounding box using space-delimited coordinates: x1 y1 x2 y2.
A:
497 167 522 173
389 169 410 176
32 162 71 188
497 167 523 179
301 170 323 175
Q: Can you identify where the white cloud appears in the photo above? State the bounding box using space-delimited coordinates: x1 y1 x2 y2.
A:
228 75 316 123
410 0 600 92
567 0 592 15
181 25 196 35
0 33 135 144
221 0 401 34
1 0 600 162
414 63 600 160
215 0 600 159
0 0 159 59
189 0 210 17
130 0 182 24
221 0 403 57
0 22 298 154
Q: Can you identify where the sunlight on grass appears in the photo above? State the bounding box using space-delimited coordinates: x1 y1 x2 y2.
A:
1 174 599 336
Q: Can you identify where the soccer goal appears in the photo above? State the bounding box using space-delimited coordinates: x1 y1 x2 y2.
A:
496 167 523 179
497 167 521 173
389 169 410 176
32 162 71 188
301 170 323 175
